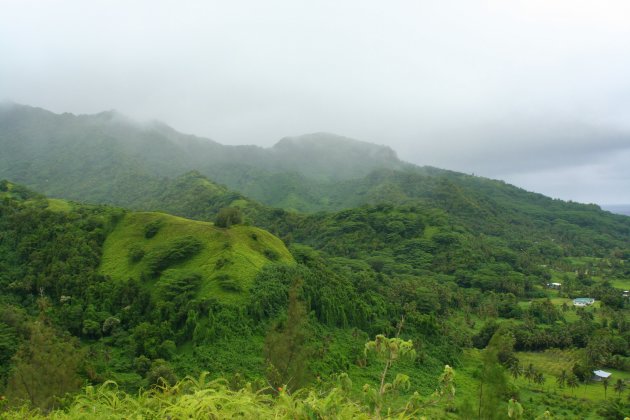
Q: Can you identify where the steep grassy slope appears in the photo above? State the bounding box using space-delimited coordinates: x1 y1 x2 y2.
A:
100 211 293 303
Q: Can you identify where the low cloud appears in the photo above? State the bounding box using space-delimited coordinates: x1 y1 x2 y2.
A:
2 0 630 204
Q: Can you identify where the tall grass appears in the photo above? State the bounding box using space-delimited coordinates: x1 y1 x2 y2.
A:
1 373 388 419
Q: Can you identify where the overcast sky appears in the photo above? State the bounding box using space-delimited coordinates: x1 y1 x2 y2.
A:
2 0 630 205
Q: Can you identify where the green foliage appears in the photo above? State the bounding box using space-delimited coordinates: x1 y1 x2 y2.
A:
263 248 280 261
155 270 202 339
0 321 18 378
508 397 524 419
144 220 162 238
0 119 629 420
146 359 178 387
5 321 85 411
264 281 312 392
476 331 512 420
527 299 563 324
597 397 630 419
0 363 463 419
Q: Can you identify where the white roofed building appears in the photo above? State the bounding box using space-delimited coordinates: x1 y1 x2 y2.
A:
592 370 612 381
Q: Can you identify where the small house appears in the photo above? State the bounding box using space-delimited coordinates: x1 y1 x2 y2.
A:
546 282 561 289
592 370 611 381
573 298 595 307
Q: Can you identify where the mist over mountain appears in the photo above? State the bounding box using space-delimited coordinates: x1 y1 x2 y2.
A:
0 104 412 205
1 104 401 172
2 103 625 219
271 133 404 179
4 103 627 246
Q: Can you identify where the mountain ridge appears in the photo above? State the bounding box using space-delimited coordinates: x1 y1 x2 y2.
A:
0 103 620 218
0 104 409 204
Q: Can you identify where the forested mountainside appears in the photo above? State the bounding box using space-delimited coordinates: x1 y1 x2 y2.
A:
120 171 630 261
0 104 404 209
1 177 629 418
1 104 629 418
1 103 624 220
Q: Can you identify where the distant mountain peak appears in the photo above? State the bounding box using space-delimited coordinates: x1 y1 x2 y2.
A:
274 132 398 158
93 109 119 118
264 132 404 180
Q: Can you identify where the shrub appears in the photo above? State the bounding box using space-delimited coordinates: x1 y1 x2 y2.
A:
145 236 203 276
215 207 243 228
102 317 121 335
217 274 242 292
144 220 162 239
215 257 231 270
128 246 145 263
158 340 177 360
145 359 177 387
263 249 279 261
134 355 151 375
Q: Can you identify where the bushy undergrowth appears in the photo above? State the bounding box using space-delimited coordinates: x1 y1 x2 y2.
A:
0 372 434 419
145 236 203 276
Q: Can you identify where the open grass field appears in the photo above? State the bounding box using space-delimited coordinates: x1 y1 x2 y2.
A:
100 211 294 303
46 198 73 212
611 278 630 290
518 296 603 323
515 350 630 414
455 348 630 419
517 349 581 378
563 256 603 267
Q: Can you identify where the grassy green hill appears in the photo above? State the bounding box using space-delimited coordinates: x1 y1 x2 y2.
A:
100 211 293 304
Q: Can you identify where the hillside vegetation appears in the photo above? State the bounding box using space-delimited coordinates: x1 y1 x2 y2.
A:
1 105 629 418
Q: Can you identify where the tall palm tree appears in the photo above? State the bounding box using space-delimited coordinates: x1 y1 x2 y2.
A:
534 372 545 391
556 370 567 389
509 363 522 382
567 374 579 395
613 378 626 397
602 377 610 399
524 363 536 385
